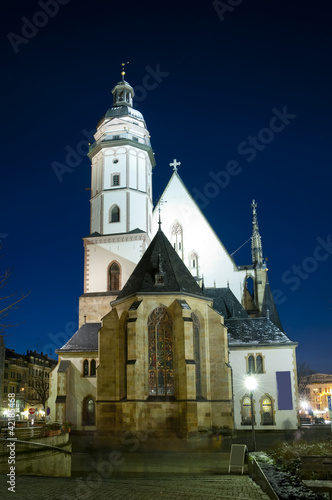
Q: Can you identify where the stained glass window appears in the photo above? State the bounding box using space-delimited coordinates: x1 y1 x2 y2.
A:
148 307 174 396
242 396 252 425
262 396 273 425
192 313 201 398
82 396 95 425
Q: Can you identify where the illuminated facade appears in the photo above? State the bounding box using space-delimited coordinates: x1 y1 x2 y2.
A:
48 74 299 435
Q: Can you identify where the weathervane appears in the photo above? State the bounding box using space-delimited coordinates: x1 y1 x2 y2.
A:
169 159 181 172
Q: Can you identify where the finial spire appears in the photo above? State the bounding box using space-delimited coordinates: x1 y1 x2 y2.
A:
251 199 263 268
121 61 129 81
169 159 181 172
157 197 167 231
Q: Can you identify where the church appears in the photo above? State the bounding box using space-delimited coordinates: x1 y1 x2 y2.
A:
48 71 299 437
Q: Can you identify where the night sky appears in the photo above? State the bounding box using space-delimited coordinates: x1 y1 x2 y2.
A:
1 0 331 372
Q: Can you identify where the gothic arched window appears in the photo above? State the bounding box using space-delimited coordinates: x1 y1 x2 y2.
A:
110 205 120 223
83 359 89 377
242 396 252 425
90 359 96 376
262 396 273 425
109 262 120 291
82 396 95 425
248 355 255 375
256 355 263 374
171 222 183 257
192 313 201 398
148 307 174 397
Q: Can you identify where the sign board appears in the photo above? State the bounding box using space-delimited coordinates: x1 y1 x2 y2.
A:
327 395 332 411
29 408 35 415
46 407 50 416
228 444 247 474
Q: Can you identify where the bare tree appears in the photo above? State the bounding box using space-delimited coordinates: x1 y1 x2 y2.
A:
297 361 314 400
24 369 50 411
0 266 30 335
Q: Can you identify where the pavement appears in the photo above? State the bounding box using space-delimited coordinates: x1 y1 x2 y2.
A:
0 451 271 500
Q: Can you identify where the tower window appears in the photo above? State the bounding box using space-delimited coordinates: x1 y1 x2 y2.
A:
112 174 120 186
110 205 120 223
109 262 120 291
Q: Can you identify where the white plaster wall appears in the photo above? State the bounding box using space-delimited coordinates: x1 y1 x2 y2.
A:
85 238 147 293
102 191 127 234
152 173 246 302
230 346 298 430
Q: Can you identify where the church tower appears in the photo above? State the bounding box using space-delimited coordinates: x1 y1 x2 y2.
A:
79 68 156 326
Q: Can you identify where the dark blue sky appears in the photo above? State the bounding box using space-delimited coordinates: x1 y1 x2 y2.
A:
1 0 331 372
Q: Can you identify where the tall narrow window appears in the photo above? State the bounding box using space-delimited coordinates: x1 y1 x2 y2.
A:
248 355 255 374
109 262 120 291
262 396 273 425
171 222 183 258
112 174 120 186
192 313 201 398
83 359 89 377
82 396 95 425
242 396 252 425
110 205 120 223
256 355 263 373
148 307 174 397
90 359 96 376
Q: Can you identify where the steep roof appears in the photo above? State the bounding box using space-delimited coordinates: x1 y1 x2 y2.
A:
226 317 296 347
204 287 248 319
58 323 100 352
261 281 283 331
116 228 204 300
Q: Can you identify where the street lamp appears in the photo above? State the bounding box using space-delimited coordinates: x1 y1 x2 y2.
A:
245 376 257 451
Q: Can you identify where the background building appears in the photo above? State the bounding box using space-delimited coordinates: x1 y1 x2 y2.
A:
1 347 56 420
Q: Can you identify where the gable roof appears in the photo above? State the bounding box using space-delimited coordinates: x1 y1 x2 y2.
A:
116 228 204 300
204 287 248 319
153 172 238 268
58 323 100 352
226 317 296 347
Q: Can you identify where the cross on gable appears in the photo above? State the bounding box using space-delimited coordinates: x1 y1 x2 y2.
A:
169 159 181 172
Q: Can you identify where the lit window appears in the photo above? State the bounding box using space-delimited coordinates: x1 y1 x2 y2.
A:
262 396 273 425
82 396 95 425
148 307 174 397
242 396 252 425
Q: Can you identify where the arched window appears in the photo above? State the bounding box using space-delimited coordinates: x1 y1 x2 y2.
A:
262 396 273 425
90 359 96 376
171 222 183 257
256 355 263 374
109 262 120 291
83 359 89 377
192 313 201 398
148 307 174 397
242 396 252 425
110 205 120 223
82 396 95 425
248 355 255 374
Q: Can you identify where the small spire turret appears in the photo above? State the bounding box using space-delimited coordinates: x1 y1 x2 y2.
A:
251 199 263 269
